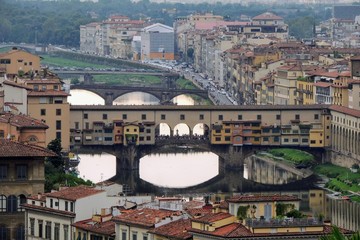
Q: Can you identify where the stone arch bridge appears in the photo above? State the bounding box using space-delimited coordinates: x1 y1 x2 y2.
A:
70 85 209 105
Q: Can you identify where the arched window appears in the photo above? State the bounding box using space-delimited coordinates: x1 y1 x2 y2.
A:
0 224 9 240
7 195 17 213
17 194 26 212
0 195 6 212
15 224 25 240
27 135 38 143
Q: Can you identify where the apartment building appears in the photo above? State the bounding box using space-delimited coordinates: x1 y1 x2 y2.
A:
0 48 41 77
141 23 175 61
0 139 56 240
22 186 110 240
25 75 71 151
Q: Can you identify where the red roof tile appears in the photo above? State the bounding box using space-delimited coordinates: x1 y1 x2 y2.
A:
329 105 360 118
112 208 181 228
46 186 105 201
191 212 233 224
3 80 32 90
22 203 75 217
0 113 48 129
149 219 192 239
72 219 115 236
28 90 70 97
185 208 212 218
227 194 300 203
0 139 56 157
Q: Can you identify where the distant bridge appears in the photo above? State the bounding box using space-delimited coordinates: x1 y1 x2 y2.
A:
70 84 209 105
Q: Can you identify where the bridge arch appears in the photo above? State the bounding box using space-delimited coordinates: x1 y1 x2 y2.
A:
69 89 105 105
113 91 161 105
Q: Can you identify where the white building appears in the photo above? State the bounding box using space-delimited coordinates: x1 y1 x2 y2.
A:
23 186 111 240
141 23 175 61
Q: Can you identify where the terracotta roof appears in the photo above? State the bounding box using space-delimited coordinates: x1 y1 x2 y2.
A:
22 203 75 217
149 219 192 239
28 90 70 97
185 208 212 218
191 212 233 224
252 12 283 20
72 219 115 236
0 113 48 129
313 82 332 88
3 80 32 90
329 105 360 118
0 139 56 157
227 194 300 203
189 223 353 238
46 186 105 201
112 208 181 228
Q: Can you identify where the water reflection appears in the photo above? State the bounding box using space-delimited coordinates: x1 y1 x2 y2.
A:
77 153 116 183
114 92 159 105
140 152 219 188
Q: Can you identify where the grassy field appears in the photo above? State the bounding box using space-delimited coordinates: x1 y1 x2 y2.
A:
93 74 162 86
267 148 315 164
313 163 360 200
40 54 111 69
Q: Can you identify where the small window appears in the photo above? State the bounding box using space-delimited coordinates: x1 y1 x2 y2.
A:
257 115 262 120
103 114 107 120
238 115 242 120
218 115 223 120
123 114 127 120
161 114 165 120
180 114 185 120
41 109 46 116
56 120 61 130
56 109 61 116
199 114 204 120
16 164 27 180
295 114 300 120
314 114 319 120
141 114 146 120
84 113 88 119
276 114 281 120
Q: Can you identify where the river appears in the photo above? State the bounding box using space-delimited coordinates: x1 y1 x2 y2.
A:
69 90 221 187
69 89 314 192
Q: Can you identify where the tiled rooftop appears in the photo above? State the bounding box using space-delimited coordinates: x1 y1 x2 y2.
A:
22 203 76 217
185 208 212 218
191 212 233 224
28 90 70 97
0 139 56 157
72 219 115 236
227 194 300 203
0 112 48 129
149 218 192 239
112 208 181 228
252 12 283 21
46 186 104 201
329 105 360 118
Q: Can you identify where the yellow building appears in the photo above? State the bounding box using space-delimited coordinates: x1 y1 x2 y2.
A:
0 113 48 147
123 123 140 146
296 79 315 105
26 76 70 151
0 48 41 77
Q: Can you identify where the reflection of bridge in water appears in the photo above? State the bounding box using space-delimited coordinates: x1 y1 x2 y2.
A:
74 139 320 195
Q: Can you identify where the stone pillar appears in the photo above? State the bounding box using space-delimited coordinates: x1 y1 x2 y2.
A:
226 145 245 169
114 145 140 171
105 92 114 106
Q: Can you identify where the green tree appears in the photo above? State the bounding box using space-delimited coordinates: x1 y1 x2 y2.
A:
320 226 360 240
286 209 304 218
46 138 64 171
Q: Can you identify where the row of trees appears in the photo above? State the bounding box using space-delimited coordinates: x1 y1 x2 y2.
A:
0 0 332 47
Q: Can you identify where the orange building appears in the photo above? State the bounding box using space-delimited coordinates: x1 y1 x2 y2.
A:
0 48 41 77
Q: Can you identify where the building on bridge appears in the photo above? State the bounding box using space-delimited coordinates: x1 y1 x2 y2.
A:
69 105 332 149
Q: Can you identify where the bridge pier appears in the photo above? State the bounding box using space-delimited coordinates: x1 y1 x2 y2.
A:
114 145 140 171
105 92 114 106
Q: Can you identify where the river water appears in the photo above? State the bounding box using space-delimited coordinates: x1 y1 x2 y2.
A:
69 90 221 187
69 90 313 192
